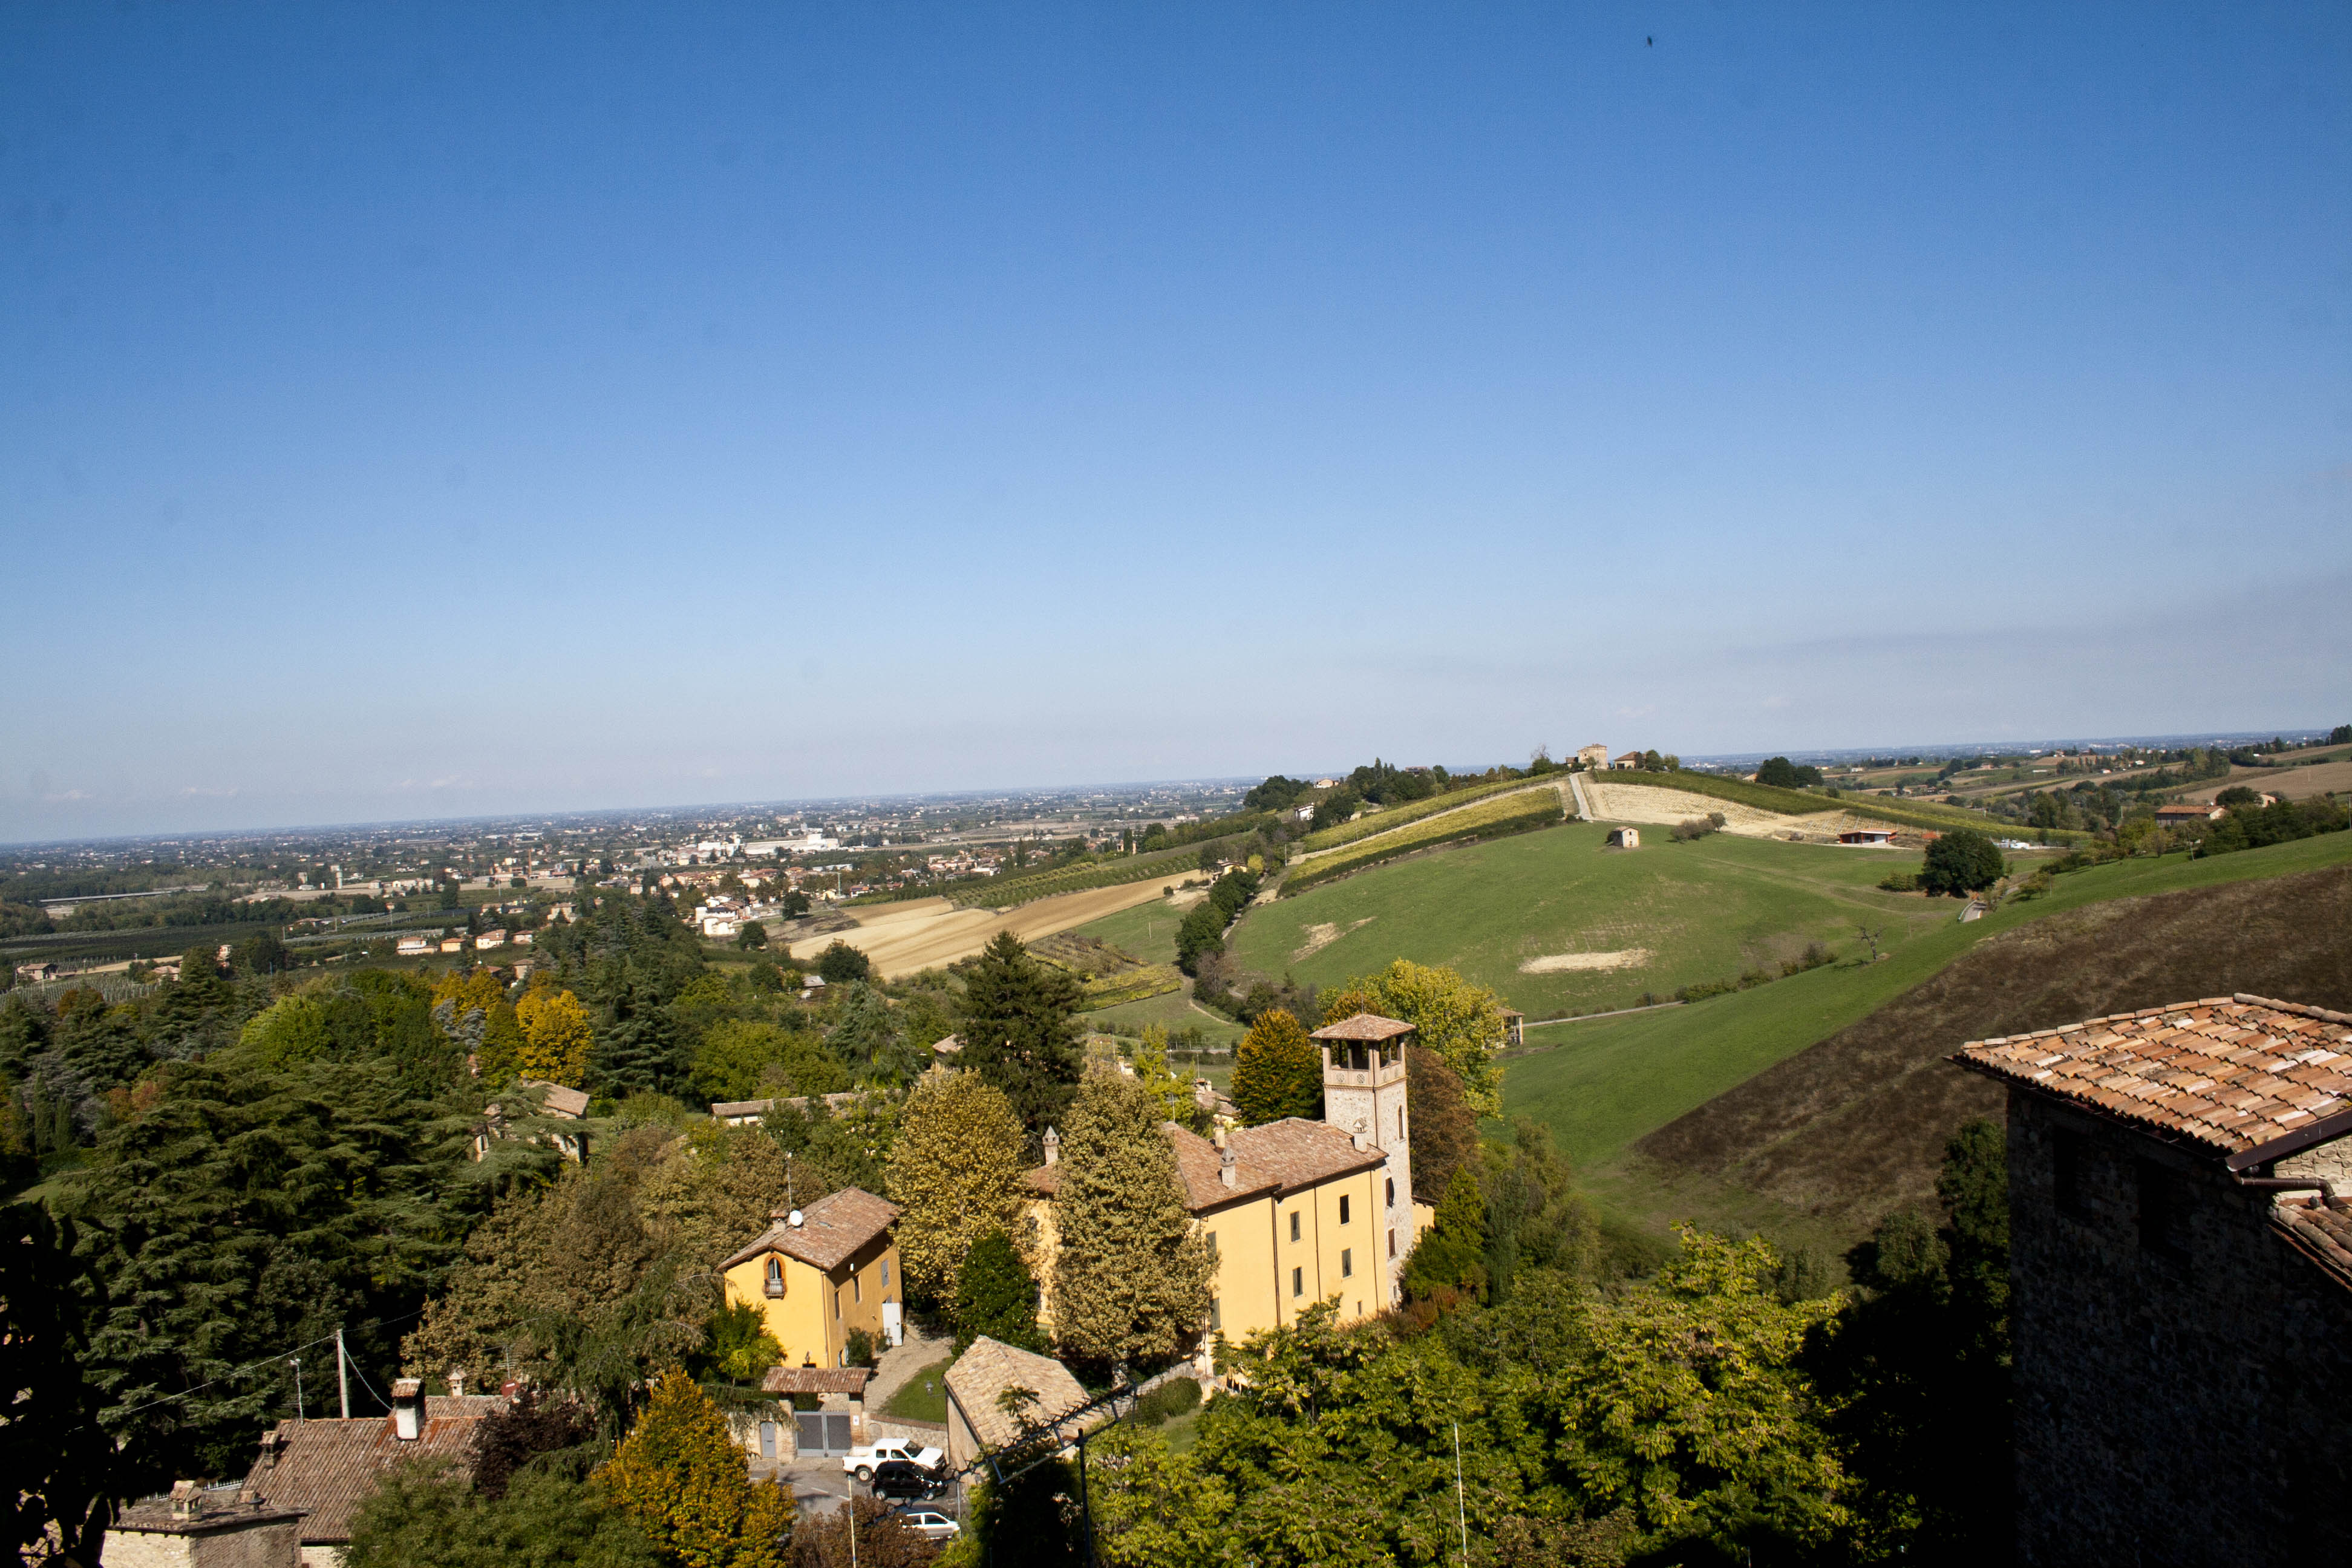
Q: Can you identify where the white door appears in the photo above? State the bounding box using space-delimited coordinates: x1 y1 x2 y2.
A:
882 1302 904 1347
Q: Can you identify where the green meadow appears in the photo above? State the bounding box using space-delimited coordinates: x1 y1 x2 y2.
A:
1500 828 2352 1252
1229 820 1964 1015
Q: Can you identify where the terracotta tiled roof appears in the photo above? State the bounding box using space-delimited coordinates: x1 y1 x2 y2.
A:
762 1366 872 1395
722 1186 900 1272
2274 1198 2352 1292
243 1397 506 1544
1028 1120 1377 1215
1228 1118 1387 1192
1952 995 2352 1163
1310 1012 1416 1043
518 1079 590 1119
942 1336 1091 1452
112 1498 305 1537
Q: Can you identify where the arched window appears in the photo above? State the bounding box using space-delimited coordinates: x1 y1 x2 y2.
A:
763 1256 784 1298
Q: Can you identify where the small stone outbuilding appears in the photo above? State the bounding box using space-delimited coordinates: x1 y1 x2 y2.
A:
941 1336 1093 1469
1606 826 1639 849
1952 995 2352 1564
103 1484 304 1568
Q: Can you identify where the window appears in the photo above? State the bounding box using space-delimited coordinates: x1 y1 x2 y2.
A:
1209 1298 1221 1331
834 1289 843 1320
2054 1131 2090 1220
1289 1210 1301 1244
1292 1267 1303 1298
1341 1248 1353 1278
881 1261 890 1288
1388 1227 1396 1259
1385 1177 1394 1209
2138 1160 2189 1262
852 1273 861 1303
764 1257 784 1298
1397 1108 1405 1139
1206 1230 1218 1258
1339 1195 1351 1225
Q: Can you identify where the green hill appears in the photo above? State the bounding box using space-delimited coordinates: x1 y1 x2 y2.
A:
1498 829 2352 1259
1229 819 1970 1018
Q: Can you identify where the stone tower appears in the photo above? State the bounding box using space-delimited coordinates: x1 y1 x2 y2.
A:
1309 1012 1417 1304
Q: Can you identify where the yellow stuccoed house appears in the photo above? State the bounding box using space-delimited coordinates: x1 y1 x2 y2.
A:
720 1187 904 1369
1025 1011 1431 1367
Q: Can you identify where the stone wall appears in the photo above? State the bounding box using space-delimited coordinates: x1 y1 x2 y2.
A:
2007 1092 2352 1564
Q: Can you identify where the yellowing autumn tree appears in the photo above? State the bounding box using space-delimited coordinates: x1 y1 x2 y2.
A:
598 1367 794 1568
1129 1025 1196 1126
1323 959 1507 1116
886 1069 1029 1305
517 987 595 1086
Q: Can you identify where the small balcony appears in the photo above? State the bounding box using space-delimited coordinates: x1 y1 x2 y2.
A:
765 1279 786 1299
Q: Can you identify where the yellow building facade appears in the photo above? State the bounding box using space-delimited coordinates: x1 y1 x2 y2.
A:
1027 1013 1428 1360
720 1186 903 1370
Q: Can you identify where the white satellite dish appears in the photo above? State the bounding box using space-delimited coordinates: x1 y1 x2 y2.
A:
788 1209 805 1228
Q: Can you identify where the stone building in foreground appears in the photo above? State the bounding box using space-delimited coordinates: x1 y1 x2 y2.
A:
1953 994 2352 1565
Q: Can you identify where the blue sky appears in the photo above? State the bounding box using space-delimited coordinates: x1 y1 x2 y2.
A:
4 3 2348 840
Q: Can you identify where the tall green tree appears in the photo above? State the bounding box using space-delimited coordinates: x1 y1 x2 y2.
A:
65 1057 514 1489
1402 1166 1489 1302
1 1201 114 1566
1403 1045 1477 1204
1049 1071 1212 1367
1322 959 1508 1116
1229 1008 1321 1125
953 933 1085 1158
885 1068 1028 1306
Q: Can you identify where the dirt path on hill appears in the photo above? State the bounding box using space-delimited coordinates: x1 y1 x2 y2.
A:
1578 780 1918 844
786 880 1171 978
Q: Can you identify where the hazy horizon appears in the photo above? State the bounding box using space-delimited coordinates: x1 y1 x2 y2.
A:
7 4 2347 841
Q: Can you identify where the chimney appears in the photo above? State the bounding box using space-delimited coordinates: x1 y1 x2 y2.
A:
1220 1138 1238 1189
447 1370 466 1399
1351 1116 1370 1152
391 1378 423 1442
170 1480 203 1520
1042 1127 1060 1167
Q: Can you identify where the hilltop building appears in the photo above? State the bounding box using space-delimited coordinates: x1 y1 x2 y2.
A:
1575 743 1610 769
720 1187 904 1370
1024 1012 1429 1368
1952 995 2352 1564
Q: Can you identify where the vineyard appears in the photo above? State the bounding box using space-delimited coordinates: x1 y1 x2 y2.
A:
1285 793 1565 895
1029 930 1184 1007
1295 776 1558 854
949 839 1234 910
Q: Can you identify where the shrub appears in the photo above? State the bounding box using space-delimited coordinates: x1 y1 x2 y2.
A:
1779 942 1834 977
1878 871 1921 892
844 1327 877 1367
1920 829 2005 896
1670 817 1717 842
1132 1376 1202 1427
815 941 872 984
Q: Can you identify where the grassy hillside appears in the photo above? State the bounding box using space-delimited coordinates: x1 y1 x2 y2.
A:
1081 987 1246 1050
1072 895 1191 966
1635 858 2352 1230
1230 820 1953 1016
1612 767 2088 841
1499 828 2352 1256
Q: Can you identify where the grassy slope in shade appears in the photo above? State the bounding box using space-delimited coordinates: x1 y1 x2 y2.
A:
1502 829 2352 1254
1230 820 1969 1018
1070 897 1190 967
1079 987 1246 1050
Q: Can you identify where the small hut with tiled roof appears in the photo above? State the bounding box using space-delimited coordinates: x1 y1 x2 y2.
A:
1950 994 2352 1564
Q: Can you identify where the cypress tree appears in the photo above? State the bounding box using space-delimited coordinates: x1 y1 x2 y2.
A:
954 1229 1044 1354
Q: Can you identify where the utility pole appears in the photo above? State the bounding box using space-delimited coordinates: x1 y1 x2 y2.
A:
1454 1422 1468 1564
336 1327 351 1419
290 1357 304 1423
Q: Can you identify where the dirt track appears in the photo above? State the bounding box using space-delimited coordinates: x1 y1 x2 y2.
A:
785 880 1173 979
1578 780 1921 844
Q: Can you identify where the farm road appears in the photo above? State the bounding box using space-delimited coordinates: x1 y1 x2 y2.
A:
786 880 1171 979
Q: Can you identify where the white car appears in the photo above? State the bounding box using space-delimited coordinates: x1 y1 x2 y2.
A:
893 1508 961 1542
844 1439 944 1482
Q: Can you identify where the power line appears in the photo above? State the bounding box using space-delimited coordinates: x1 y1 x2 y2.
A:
112 1309 423 1418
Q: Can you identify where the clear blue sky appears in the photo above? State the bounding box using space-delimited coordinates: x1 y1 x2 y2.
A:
5 3 2347 840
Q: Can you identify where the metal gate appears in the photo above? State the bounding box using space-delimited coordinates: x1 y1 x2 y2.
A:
794 1411 854 1456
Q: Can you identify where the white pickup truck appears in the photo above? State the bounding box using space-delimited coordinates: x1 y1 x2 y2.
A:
843 1438 945 1482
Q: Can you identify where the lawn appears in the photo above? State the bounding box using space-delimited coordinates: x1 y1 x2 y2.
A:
1080 986 1246 1051
1072 897 1192 967
1229 820 1953 1018
1501 829 2352 1253
880 1355 953 1423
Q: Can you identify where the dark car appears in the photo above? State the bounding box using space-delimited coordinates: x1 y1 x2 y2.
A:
869 1460 938 1501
